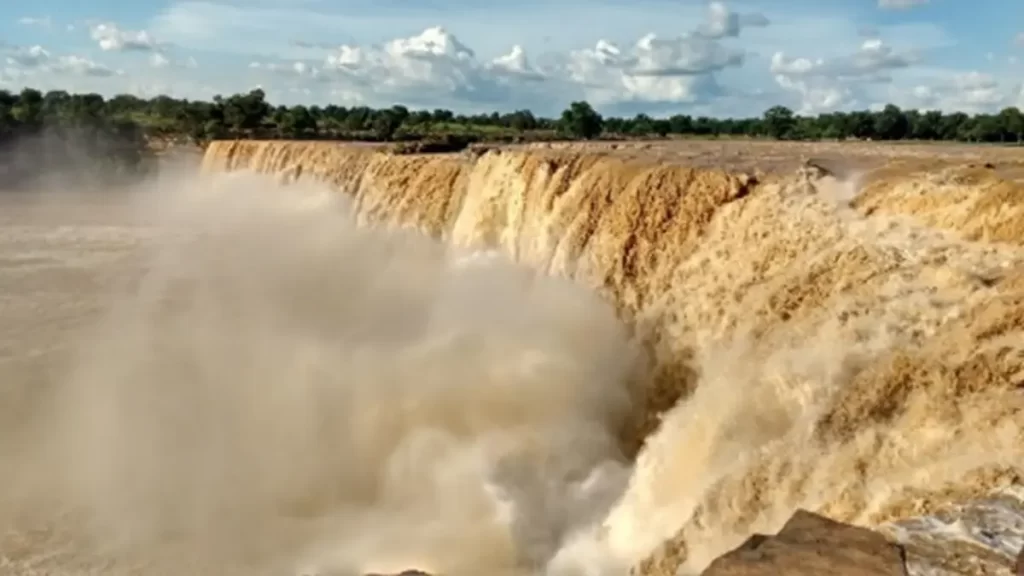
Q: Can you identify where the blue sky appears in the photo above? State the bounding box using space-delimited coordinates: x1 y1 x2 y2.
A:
1 0 1022 117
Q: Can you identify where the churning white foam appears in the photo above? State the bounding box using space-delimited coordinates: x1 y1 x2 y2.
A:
16 172 642 576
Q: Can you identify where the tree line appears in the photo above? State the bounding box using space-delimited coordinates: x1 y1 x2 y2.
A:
1 86 1023 150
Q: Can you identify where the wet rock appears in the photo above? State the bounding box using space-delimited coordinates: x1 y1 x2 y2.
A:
700 510 908 576
878 486 1024 576
800 158 836 179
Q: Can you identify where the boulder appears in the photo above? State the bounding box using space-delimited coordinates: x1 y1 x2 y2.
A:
799 158 836 180
700 510 908 576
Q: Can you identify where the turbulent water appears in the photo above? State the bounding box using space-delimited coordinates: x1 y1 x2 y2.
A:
1 144 1023 575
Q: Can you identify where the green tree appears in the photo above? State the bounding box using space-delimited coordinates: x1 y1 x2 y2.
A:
789 116 820 140
345 107 372 132
2 80 1024 156
911 110 942 140
692 116 717 136
278 105 317 138
406 109 434 127
506 110 537 131
762 105 795 139
222 89 270 134
668 114 693 135
372 109 404 141
873 104 909 140
41 90 72 124
559 101 603 139
965 114 1003 142
0 100 13 138
388 105 410 128
998 107 1024 143
938 112 968 141
12 88 44 127
431 108 454 123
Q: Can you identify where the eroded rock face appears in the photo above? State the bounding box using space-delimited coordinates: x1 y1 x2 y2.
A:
700 510 908 576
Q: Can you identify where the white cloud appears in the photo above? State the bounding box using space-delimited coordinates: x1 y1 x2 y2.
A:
563 33 742 107
490 45 544 80
148 0 752 65
150 53 198 69
89 23 160 52
0 37 222 99
307 26 550 107
240 2 768 113
772 39 915 81
899 70 1014 113
1015 32 1024 47
878 0 928 9
760 22 1018 117
1 44 122 79
249 59 323 82
53 55 120 77
137 0 988 116
773 75 854 113
770 38 919 113
150 2 357 58
698 1 769 39
17 16 52 28
2 5 1019 117
7 46 51 68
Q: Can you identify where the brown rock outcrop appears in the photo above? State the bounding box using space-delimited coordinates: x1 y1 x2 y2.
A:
700 510 908 576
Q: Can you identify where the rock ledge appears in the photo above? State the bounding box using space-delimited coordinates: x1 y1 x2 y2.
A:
700 510 908 576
